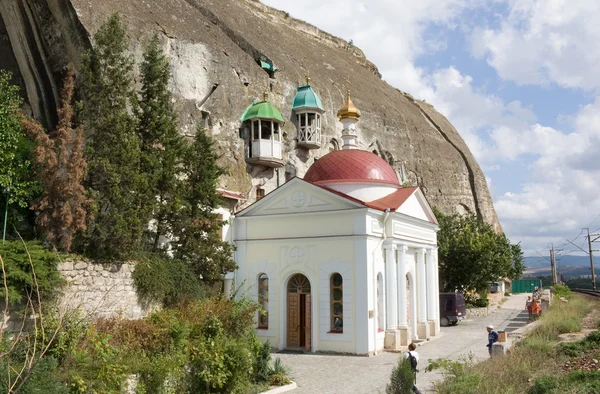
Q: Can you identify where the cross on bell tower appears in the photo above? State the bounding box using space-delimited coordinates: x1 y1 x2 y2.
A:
337 77 361 150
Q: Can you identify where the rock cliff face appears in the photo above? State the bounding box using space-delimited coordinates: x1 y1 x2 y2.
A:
0 0 501 230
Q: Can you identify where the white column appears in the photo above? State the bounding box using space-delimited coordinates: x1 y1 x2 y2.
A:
416 248 427 323
384 243 397 330
426 249 437 322
433 248 441 330
397 245 408 327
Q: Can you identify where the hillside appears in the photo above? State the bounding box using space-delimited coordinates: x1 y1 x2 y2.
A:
0 0 500 228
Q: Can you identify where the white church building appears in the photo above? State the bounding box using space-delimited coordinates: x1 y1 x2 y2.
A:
225 82 441 355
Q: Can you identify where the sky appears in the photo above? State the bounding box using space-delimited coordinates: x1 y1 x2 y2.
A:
262 0 600 257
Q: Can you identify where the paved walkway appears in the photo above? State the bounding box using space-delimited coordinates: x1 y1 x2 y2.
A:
274 293 530 394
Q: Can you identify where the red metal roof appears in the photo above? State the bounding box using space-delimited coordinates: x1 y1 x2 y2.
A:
304 150 400 185
365 187 418 211
217 189 245 200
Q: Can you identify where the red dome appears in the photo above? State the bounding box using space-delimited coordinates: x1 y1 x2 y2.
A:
304 150 400 185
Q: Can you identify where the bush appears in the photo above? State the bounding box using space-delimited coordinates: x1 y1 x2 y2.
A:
254 341 271 383
551 284 571 299
268 357 291 386
529 371 600 394
386 357 414 394
0 240 64 305
465 295 489 308
132 253 204 306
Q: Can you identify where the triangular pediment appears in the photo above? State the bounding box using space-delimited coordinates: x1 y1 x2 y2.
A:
395 188 438 224
236 178 364 217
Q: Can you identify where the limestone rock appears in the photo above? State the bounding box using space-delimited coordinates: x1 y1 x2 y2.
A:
0 0 500 230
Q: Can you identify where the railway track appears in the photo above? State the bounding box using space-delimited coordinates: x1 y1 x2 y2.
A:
572 288 600 298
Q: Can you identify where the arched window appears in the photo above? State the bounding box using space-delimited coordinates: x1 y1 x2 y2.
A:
330 273 343 333
377 273 384 331
329 138 340 152
258 274 269 328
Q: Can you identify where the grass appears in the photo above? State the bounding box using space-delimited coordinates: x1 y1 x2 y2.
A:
433 294 595 394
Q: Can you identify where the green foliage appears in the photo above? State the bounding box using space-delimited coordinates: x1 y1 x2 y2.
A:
0 356 69 394
61 327 130 393
253 341 271 383
173 126 237 283
465 295 489 308
0 69 39 209
434 207 524 293
529 371 600 394
81 13 146 260
551 284 571 298
0 240 64 304
0 70 40 240
135 33 187 253
132 253 203 306
386 357 414 394
558 330 600 357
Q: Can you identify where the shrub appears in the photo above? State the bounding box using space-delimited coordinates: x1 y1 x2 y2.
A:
0 240 64 305
386 357 414 394
254 341 271 383
267 357 291 386
132 253 203 306
551 284 571 299
529 371 600 394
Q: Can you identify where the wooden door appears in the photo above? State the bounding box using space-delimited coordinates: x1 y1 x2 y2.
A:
287 293 300 348
305 294 311 350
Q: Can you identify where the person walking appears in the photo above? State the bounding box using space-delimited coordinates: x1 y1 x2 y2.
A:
531 298 541 320
526 296 533 320
486 324 498 357
403 343 422 394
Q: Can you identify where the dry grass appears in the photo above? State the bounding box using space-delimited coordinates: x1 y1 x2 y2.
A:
434 294 595 394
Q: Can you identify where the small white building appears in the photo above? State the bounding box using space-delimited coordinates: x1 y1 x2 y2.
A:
229 88 441 355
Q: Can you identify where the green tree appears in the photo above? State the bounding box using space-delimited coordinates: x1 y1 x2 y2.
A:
22 71 91 252
136 33 186 252
80 14 145 259
435 208 524 293
173 127 237 284
0 70 39 238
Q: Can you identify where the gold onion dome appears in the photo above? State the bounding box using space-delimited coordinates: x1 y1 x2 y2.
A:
337 90 361 119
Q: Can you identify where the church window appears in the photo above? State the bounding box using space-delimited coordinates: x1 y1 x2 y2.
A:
258 274 269 328
330 273 343 333
256 188 265 200
377 273 384 332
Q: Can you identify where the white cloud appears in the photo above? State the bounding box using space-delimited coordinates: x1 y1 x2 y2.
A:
262 1 600 255
471 0 600 90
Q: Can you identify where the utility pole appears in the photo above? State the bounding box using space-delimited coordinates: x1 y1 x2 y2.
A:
551 246 557 285
586 228 597 290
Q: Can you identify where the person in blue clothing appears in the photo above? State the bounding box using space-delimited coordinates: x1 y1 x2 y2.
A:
486 324 498 357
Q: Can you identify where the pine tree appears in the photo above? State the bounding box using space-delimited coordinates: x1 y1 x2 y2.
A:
136 33 186 252
80 13 145 259
173 126 237 284
21 71 90 252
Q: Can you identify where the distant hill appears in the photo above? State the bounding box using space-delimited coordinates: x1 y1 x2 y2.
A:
524 255 592 269
523 255 599 279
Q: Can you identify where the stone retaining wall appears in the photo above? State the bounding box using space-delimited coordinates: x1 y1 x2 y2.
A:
57 259 153 319
466 307 490 318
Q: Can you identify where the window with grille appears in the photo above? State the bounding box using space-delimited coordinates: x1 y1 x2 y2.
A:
330 273 343 333
256 188 265 200
258 273 268 328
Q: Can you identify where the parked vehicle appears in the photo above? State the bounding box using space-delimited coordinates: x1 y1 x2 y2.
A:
439 293 466 327
489 282 500 293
